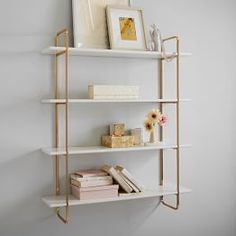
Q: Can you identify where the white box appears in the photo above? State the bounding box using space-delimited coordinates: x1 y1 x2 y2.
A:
130 128 143 145
88 85 139 99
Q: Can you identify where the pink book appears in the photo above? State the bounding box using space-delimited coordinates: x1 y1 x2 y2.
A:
71 184 119 200
75 169 108 177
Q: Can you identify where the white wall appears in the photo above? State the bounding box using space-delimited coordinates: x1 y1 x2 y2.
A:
0 0 236 235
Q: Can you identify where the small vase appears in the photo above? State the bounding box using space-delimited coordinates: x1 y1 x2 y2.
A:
149 130 156 143
145 129 164 146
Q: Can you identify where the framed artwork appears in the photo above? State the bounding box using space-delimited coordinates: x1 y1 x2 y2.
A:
72 0 132 49
106 6 147 50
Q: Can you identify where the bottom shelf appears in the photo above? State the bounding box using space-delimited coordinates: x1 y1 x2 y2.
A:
42 184 191 208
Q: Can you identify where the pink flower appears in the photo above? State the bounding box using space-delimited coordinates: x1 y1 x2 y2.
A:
159 115 167 126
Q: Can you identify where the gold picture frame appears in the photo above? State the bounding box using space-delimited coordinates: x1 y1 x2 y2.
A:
106 6 147 50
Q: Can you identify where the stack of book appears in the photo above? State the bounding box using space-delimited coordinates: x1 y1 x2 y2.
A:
71 170 119 200
88 85 139 100
102 165 144 194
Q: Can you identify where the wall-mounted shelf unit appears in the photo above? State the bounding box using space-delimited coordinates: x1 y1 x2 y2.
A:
41 29 191 224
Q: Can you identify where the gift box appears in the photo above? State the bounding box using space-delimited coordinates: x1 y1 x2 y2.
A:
102 135 135 148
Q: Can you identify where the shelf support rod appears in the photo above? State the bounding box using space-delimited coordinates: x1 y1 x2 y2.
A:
160 36 180 210
54 28 70 224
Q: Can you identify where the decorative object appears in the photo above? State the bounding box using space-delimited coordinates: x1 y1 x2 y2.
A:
130 128 143 145
72 0 131 48
144 109 167 146
110 123 125 136
102 135 135 148
149 24 163 52
88 85 139 100
149 23 176 61
106 6 147 50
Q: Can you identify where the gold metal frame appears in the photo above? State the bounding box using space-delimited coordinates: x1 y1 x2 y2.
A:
54 29 69 223
160 36 180 210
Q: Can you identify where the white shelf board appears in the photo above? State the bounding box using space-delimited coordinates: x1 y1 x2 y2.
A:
41 144 191 156
41 98 191 104
41 46 191 59
42 184 191 208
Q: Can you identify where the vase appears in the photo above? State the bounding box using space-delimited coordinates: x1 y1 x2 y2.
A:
145 129 165 147
149 130 156 143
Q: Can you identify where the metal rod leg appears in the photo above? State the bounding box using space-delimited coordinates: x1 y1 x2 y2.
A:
54 29 70 223
160 36 180 210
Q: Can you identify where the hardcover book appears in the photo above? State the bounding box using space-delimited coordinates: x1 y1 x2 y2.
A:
71 184 119 200
71 178 113 188
115 165 144 192
115 169 140 193
70 174 112 182
101 165 133 193
75 169 108 177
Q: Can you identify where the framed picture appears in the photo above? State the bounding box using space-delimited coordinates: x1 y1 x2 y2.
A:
106 6 147 50
72 0 132 49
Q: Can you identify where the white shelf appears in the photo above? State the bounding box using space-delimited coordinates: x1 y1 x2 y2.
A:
41 46 191 59
42 98 191 104
41 144 191 156
41 184 191 208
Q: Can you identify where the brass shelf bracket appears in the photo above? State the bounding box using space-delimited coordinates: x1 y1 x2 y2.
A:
160 36 181 210
54 29 70 224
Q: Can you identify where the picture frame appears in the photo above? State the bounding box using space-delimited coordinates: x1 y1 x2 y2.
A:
106 6 147 50
72 0 132 49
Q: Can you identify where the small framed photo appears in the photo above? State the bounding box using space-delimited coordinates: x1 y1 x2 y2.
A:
106 6 147 50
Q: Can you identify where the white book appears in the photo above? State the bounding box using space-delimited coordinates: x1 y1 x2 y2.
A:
71 178 113 188
115 168 140 193
115 165 144 192
101 165 133 193
70 174 112 182
88 85 139 98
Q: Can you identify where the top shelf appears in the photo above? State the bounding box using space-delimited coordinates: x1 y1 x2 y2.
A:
42 47 192 59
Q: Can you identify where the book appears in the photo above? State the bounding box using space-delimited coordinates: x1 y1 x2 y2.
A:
71 178 113 188
71 184 119 200
101 165 133 193
115 169 140 193
115 165 144 192
75 169 107 177
70 174 112 182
